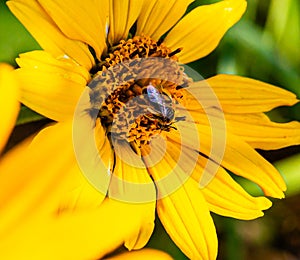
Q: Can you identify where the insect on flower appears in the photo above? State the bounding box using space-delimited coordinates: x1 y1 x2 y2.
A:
144 83 175 128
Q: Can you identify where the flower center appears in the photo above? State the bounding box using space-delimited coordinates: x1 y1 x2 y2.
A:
88 36 190 152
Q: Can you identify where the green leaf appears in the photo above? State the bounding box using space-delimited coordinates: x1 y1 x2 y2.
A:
16 106 45 125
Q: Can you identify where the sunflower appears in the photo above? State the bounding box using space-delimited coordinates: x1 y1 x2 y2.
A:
6 0 300 259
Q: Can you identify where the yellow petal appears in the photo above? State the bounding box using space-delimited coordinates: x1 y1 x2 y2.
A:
224 112 300 149
15 51 90 121
142 139 216 259
0 198 154 260
105 249 173 260
184 74 298 113
106 142 156 250
108 0 143 45
0 64 20 152
143 136 200 199
136 0 194 41
156 178 218 260
108 153 156 252
191 154 272 220
0 122 80 236
57 173 105 214
7 0 95 69
123 200 155 251
72 94 113 197
16 51 90 85
168 124 287 199
108 141 157 203
37 0 108 60
164 0 247 63
15 70 83 121
188 108 300 150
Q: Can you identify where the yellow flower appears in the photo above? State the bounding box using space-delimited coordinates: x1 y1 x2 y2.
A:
0 64 158 259
6 0 300 259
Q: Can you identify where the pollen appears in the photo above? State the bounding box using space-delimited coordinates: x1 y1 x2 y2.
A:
88 35 190 152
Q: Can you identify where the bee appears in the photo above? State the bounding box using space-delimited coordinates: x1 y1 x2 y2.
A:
144 84 175 128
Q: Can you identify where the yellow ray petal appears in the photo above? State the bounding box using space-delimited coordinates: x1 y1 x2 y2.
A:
0 122 81 236
16 51 90 85
108 148 156 251
105 249 173 260
106 142 157 251
15 71 84 121
224 112 300 149
142 139 216 259
156 178 218 260
108 0 143 45
7 0 95 69
57 173 105 214
0 119 115 237
37 0 108 60
15 51 90 121
123 199 156 251
72 106 114 199
143 136 200 199
168 124 287 199
184 74 298 113
191 154 272 220
136 0 194 41
188 109 300 150
202 126 287 198
0 198 154 260
103 143 156 250
164 0 247 63
0 64 20 152
108 141 156 204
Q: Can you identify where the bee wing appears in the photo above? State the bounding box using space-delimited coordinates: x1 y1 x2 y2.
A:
146 84 175 122
147 84 163 104
146 84 165 115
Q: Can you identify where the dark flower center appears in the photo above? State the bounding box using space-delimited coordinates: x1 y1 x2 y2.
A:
88 35 190 152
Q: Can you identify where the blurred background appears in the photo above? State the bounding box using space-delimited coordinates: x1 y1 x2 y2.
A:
1 0 299 259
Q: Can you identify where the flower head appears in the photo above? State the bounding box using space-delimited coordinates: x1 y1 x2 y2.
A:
6 0 300 259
